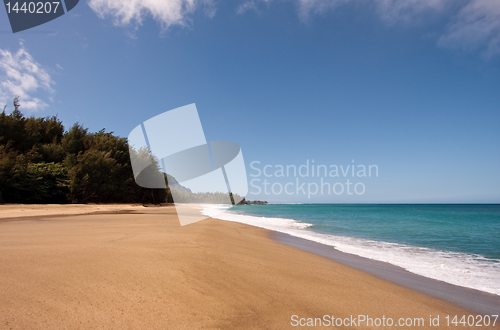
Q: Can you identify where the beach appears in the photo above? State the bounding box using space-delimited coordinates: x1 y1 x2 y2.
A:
0 204 498 329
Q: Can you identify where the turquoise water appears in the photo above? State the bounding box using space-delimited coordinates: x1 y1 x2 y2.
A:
203 204 500 295
228 204 500 260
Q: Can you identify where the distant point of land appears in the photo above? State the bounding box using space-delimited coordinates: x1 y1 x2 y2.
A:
238 199 268 205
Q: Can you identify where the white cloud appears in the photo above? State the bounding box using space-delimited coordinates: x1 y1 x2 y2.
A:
439 0 500 58
87 0 500 58
0 43 55 112
88 0 215 31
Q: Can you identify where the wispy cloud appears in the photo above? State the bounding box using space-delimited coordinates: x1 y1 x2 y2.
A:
372 0 451 24
87 0 500 58
439 0 500 59
0 43 55 112
88 0 215 31
237 1 259 15
295 0 348 21
238 0 500 58
238 0 451 23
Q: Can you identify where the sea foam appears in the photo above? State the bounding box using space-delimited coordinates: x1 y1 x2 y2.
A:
201 204 500 296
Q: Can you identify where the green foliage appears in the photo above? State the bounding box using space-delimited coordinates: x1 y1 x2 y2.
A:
20 162 69 203
0 98 168 204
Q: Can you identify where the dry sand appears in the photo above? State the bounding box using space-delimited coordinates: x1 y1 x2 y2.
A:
0 204 146 221
0 205 497 329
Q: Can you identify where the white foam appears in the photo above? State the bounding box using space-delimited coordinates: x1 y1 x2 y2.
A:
202 205 500 296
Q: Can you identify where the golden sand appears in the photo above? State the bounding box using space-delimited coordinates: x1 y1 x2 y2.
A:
0 205 494 329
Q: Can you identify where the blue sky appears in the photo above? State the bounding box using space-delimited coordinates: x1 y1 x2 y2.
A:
1 0 499 203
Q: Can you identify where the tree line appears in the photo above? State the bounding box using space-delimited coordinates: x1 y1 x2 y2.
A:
0 98 245 205
0 97 168 204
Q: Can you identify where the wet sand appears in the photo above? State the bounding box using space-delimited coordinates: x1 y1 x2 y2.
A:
274 232 500 316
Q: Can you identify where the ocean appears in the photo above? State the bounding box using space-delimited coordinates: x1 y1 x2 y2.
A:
202 204 500 296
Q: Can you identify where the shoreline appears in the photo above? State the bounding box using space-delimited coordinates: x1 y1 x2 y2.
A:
1 204 499 329
203 204 500 298
205 205 500 314
273 231 500 316
3 204 500 308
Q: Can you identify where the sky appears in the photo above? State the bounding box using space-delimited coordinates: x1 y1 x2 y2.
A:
1 0 499 203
